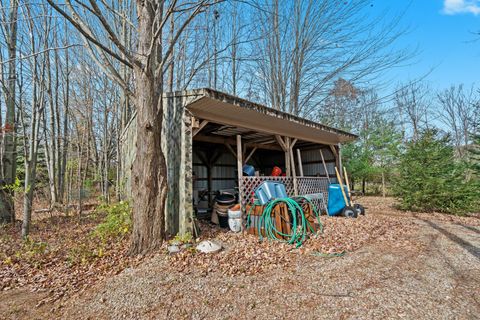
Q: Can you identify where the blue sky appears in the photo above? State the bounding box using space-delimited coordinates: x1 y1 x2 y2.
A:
372 0 480 90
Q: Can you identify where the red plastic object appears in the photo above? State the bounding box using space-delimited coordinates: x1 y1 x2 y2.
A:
271 166 282 176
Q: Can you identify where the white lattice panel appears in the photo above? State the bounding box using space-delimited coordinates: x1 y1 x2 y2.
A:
297 177 330 195
240 176 294 206
240 176 330 209
297 177 330 212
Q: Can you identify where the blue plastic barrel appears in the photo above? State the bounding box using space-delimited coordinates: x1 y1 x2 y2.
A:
254 181 288 205
327 184 351 216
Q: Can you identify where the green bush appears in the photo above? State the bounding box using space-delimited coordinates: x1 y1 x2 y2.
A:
393 130 479 215
92 201 132 240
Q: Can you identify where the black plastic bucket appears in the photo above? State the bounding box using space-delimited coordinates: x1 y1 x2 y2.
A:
218 214 229 228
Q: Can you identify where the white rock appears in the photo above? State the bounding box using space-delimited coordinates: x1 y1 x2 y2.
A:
196 240 222 254
167 245 181 254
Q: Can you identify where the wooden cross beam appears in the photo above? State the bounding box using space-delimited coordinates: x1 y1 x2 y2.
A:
193 120 209 137
244 147 257 164
224 143 237 158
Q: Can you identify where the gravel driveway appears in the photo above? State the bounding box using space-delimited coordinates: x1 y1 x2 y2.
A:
58 201 480 320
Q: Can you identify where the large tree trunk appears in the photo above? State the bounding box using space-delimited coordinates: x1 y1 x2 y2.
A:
130 1 168 254
130 71 168 253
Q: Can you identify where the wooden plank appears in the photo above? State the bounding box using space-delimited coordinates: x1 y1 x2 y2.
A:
301 159 336 165
338 144 343 180
275 135 287 151
335 167 349 207
330 145 343 180
244 147 257 164
274 204 283 240
194 134 282 151
319 149 331 183
302 203 317 232
193 163 235 168
225 143 237 158
192 120 209 137
343 166 352 206
246 204 264 216
296 149 304 177
193 149 208 165
195 177 237 181
282 204 291 236
329 145 338 158
290 138 298 148
290 145 298 195
285 137 291 176
236 135 243 213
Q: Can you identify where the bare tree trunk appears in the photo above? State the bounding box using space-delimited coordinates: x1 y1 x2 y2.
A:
22 4 48 237
101 89 110 202
381 171 386 198
0 0 19 224
77 131 85 215
167 13 175 92
58 44 70 202
46 50 58 205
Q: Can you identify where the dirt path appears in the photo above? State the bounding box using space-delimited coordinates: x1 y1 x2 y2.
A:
56 213 479 319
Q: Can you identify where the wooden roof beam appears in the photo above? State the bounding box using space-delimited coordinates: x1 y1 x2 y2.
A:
194 134 282 151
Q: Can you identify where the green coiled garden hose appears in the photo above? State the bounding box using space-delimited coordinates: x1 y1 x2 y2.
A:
247 197 323 247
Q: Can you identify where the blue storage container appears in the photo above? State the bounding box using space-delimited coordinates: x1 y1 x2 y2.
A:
255 181 288 205
327 184 351 216
242 164 255 176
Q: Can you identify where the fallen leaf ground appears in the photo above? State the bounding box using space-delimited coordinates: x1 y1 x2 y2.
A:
1 197 479 319
0 206 146 314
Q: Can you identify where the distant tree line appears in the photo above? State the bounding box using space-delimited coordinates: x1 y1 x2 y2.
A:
323 79 480 214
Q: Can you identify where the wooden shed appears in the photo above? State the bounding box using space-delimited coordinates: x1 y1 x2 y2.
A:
121 88 357 236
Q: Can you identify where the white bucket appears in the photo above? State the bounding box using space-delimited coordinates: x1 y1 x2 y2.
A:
228 218 242 232
227 209 242 219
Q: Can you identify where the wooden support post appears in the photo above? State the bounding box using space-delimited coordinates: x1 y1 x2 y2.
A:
285 137 291 176
236 134 243 206
290 145 298 195
319 149 331 183
338 144 343 179
296 149 304 177
275 135 291 176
